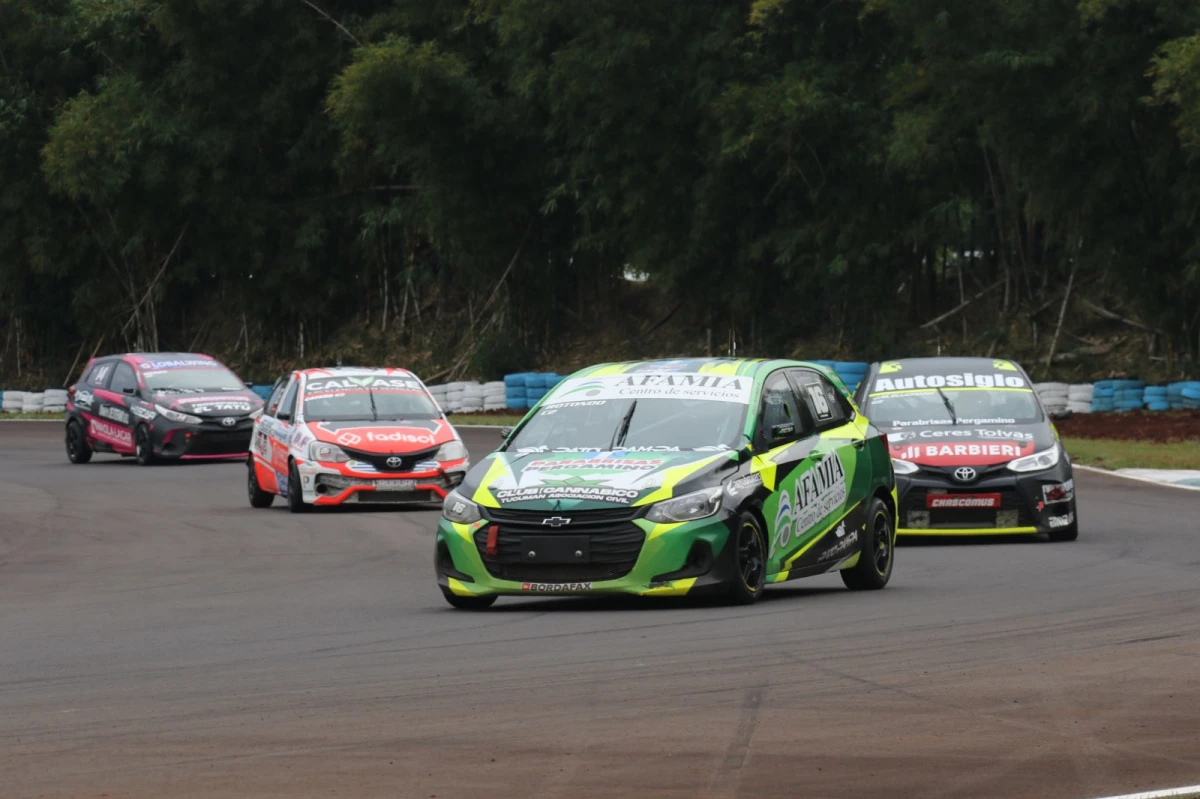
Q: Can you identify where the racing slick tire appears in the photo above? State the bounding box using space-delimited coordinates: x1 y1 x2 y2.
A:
440 588 497 610
841 495 895 591
286 461 309 514
247 461 274 508
134 425 156 466
65 420 93 464
726 511 767 606
1048 521 1079 542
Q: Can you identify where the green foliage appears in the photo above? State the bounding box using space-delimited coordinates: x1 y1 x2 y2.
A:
3 0 1200 381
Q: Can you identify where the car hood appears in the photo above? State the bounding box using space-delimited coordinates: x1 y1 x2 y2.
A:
305 419 455 453
151 389 262 418
881 422 1055 467
462 447 739 511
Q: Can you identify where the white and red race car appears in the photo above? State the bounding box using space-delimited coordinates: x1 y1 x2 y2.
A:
247 367 469 512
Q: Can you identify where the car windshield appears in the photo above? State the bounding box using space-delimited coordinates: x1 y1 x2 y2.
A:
508 398 747 452
865 388 1042 426
141 366 245 391
303 386 440 422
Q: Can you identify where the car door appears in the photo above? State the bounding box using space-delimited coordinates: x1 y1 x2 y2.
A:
93 359 138 453
268 375 301 485
785 367 873 566
251 375 290 491
751 369 823 575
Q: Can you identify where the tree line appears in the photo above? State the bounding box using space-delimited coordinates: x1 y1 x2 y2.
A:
3 0 1200 383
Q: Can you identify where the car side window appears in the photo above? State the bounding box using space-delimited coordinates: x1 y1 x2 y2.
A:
757 371 808 447
88 360 115 388
109 362 138 395
792 369 849 430
265 377 289 417
277 379 299 420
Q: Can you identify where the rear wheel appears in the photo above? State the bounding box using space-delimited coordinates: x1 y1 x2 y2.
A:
247 461 274 508
440 588 497 609
286 461 308 514
842 496 894 591
134 425 156 465
726 511 767 605
65 421 92 464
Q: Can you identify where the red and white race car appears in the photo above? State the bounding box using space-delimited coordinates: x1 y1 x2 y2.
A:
247 367 469 512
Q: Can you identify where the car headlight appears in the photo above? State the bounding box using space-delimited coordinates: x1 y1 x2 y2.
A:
249 408 263 419
436 440 468 462
891 458 919 475
308 441 350 463
442 489 481 524
645 486 723 524
155 404 201 425
1007 444 1060 473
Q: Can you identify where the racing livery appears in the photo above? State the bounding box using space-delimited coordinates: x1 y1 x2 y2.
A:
247 367 469 512
853 357 1078 540
65 352 263 465
434 358 897 609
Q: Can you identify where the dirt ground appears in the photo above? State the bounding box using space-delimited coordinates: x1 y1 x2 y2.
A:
1055 409 1200 442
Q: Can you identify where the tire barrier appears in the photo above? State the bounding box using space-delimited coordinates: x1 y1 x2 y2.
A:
499 373 563 411
1 388 69 414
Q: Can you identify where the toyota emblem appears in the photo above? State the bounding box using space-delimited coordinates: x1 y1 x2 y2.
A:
542 516 572 528
953 466 977 482
221 417 237 427
386 456 403 469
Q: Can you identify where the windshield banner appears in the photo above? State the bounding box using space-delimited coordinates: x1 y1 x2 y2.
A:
305 376 425 396
545 372 752 405
872 371 1029 394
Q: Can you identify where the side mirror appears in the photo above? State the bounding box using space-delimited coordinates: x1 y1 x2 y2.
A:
769 422 796 445
277 412 291 422
499 426 513 438
122 386 137 396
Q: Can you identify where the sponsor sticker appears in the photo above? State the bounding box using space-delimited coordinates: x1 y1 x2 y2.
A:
773 453 847 556
546 373 752 405
925 493 1001 509
891 428 1034 442
495 486 639 503
818 522 859 561
725 473 763 498
74 389 94 409
520 582 593 593
1041 479 1074 504
524 456 664 472
872 371 1029 393
130 404 157 421
140 358 222 370
99 405 130 425
88 418 133 448
335 429 436 447
892 441 1033 466
305 376 424 394
1047 511 1075 529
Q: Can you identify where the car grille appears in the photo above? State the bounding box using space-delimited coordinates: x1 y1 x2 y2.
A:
900 487 1035 528
474 507 646 582
341 446 440 473
188 429 252 455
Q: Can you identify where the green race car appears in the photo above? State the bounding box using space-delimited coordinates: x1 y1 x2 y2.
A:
434 358 897 608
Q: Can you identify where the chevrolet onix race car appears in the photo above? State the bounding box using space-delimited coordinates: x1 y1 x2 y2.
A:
65 353 264 465
247 368 469 512
434 358 897 609
853 357 1078 541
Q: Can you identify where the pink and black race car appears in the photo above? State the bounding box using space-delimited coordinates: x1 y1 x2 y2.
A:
65 352 264 465
247 367 469 512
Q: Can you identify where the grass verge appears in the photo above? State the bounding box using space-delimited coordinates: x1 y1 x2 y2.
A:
1064 437 1200 470
0 411 63 420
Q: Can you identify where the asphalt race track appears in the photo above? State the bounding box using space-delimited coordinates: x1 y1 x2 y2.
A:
1 422 1198 799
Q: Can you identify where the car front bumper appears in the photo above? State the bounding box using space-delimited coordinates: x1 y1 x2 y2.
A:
154 419 255 460
296 459 464 505
435 509 739 598
895 463 1076 536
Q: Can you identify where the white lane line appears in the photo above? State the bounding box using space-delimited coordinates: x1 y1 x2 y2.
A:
1075 464 1200 492
1084 786 1200 799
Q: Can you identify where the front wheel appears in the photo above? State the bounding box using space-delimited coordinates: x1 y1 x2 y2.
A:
65 421 93 464
247 461 274 508
134 425 156 465
842 496 895 591
440 588 497 610
286 461 309 514
726 511 767 605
